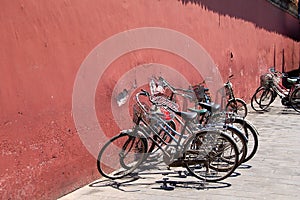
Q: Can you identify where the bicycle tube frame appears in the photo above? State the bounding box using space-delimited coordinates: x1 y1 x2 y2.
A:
138 114 195 158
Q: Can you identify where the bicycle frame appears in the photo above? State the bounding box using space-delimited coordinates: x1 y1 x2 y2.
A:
270 73 297 100
217 75 236 110
134 91 197 161
270 77 288 97
224 76 235 99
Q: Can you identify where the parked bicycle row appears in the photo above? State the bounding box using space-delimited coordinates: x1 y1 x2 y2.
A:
96 76 259 183
251 67 300 113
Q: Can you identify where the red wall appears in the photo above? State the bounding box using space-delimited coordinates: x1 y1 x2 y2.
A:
0 0 299 199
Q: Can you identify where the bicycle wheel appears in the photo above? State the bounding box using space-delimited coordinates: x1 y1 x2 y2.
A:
251 87 264 112
290 87 300 113
97 131 148 179
251 87 276 112
183 130 239 182
223 125 248 165
226 117 259 162
226 98 248 118
259 88 274 110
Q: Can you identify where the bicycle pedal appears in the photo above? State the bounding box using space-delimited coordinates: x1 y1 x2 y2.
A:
157 178 175 191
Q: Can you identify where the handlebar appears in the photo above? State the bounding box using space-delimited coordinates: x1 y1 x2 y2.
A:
268 67 284 76
224 75 234 87
140 89 150 97
157 76 194 100
135 90 150 113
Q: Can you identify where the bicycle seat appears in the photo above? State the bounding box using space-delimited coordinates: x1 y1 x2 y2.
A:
174 111 197 121
287 77 300 84
198 102 220 112
188 108 207 115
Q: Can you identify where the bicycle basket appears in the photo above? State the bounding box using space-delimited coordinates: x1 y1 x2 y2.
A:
151 96 179 111
260 73 273 87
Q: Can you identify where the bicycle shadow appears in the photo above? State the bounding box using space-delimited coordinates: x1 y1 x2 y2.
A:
89 172 232 192
238 164 252 169
90 151 245 192
89 160 236 192
279 108 300 115
89 175 144 192
270 108 299 115
250 106 300 116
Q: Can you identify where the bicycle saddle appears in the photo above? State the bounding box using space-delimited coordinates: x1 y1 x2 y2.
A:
198 102 221 112
174 110 197 121
187 107 207 115
287 77 300 84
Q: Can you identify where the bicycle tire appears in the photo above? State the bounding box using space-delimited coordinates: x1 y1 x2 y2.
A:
290 87 300 113
251 87 264 112
223 125 248 165
226 117 259 162
258 88 274 111
251 87 275 112
183 130 239 182
97 131 148 179
226 98 248 118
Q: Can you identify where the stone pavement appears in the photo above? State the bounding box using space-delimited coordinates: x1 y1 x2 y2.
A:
59 99 300 200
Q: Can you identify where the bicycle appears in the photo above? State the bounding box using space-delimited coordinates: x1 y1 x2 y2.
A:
251 68 300 113
97 90 240 182
251 68 285 111
222 75 248 118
